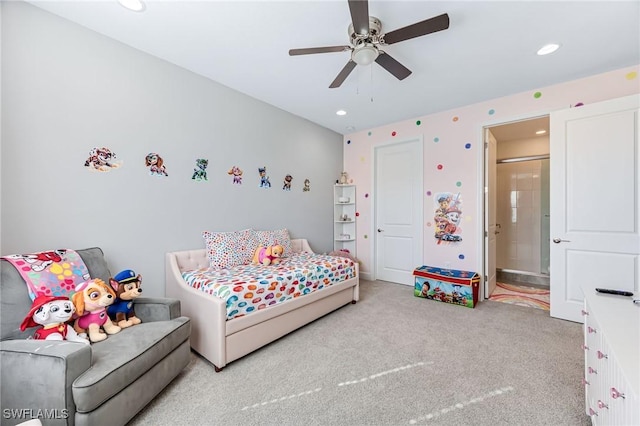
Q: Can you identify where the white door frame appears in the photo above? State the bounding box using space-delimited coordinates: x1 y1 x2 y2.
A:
478 112 550 300
371 136 424 282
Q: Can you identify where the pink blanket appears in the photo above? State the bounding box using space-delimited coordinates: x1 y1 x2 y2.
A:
2 249 90 300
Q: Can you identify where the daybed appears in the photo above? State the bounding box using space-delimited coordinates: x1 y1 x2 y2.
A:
0 247 191 426
166 238 359 371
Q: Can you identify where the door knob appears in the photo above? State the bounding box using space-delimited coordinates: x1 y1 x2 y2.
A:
377 228 384 232
553 238 571 243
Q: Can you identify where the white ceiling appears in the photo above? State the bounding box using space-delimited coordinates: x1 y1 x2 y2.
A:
27 0 640 135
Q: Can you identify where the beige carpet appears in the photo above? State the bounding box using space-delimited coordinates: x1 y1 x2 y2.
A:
128 280 588 426
489 282 550 311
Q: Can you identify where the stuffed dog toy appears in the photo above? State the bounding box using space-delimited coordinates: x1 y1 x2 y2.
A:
252 244 284 266
72 278 121 342
107 269 142 328
20 294 89 344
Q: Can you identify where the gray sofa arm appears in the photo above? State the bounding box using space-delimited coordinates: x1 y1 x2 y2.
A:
0 340 92 426
133 297 181 322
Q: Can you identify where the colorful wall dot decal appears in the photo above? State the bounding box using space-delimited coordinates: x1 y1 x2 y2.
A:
392 131 397 136
360 156 365 162
488 109 495 115
355 212 360 217
434 137 439 143
364 235 368 239
416 120 422 126
426 191 432 196
626 71 637 80
365 193 369 198
533 91 542 99
574 102 584 107
437 164 443 170
452 116 459 122
347 140 351 144
458 254 465 260
456 181 462 187
465 143 472 149
368 131 372 136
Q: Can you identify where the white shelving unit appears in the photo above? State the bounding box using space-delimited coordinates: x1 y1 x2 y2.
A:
333 184 356 257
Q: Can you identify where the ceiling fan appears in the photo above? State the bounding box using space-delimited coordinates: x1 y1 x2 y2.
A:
289 0 450 88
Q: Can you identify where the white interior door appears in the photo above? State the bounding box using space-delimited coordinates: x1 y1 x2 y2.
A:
550 94 639 322
484 128 498 298
374 139 423 285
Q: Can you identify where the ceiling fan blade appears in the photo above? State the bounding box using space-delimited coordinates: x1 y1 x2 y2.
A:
348 0 370 35
383 13 450 45
289 46 351 56
329 60 357 88
375 52 412 80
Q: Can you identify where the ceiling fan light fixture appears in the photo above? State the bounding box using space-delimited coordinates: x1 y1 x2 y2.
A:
537 43 560 56
118 0 145 12
352 43 379 66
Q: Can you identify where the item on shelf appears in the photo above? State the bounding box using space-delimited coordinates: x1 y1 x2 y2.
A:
341 214 349 221
338 171 349 185
339 233 351 240
338 196 350 203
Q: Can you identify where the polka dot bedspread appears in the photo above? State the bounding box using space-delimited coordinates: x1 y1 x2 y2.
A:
181 253 357 320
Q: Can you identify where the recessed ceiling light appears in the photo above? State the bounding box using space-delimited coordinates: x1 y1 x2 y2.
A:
536 130 547 135
537 43 560 56
118 0 145 12
336 110 347 116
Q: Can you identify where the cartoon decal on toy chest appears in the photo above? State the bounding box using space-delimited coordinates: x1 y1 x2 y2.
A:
413 265 479 308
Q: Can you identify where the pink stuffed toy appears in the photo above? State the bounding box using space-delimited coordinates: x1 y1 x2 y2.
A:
252 245 284 266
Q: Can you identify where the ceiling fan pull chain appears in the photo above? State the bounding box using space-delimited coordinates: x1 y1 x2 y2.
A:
370 65 374 103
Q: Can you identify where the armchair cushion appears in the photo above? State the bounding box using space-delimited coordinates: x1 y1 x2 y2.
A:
73 317 190 413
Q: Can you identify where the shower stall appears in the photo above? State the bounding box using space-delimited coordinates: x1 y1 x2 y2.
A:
495 155 550 287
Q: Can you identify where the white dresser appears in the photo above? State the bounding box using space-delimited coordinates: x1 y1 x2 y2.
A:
582 285 640 425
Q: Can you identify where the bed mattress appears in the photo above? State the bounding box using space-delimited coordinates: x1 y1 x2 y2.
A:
181 253 357 320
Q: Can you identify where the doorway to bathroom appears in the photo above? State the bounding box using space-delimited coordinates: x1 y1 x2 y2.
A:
484 116 550 310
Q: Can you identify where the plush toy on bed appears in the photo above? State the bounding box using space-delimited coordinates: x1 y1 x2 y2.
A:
107 269 143 328
252 244 284 266
20 294 90 344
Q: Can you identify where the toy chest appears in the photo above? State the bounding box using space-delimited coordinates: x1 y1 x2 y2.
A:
413 265 480 308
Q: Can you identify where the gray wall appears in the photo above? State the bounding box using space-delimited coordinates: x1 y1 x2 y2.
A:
1 2 343 297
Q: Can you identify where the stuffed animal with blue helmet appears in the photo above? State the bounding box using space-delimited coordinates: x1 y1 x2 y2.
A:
107 269 142 328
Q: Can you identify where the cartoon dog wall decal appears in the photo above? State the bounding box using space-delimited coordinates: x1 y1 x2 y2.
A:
228 166 243 184
84 147 121 172
258 166 271 188
282 174 293 190
303 178 311 192
192 158 209 181
145 153 168 176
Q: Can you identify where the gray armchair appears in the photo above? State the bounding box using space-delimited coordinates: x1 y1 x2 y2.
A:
1 247 191 426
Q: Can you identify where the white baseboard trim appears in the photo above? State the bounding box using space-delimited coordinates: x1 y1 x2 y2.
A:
360 271 373 281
